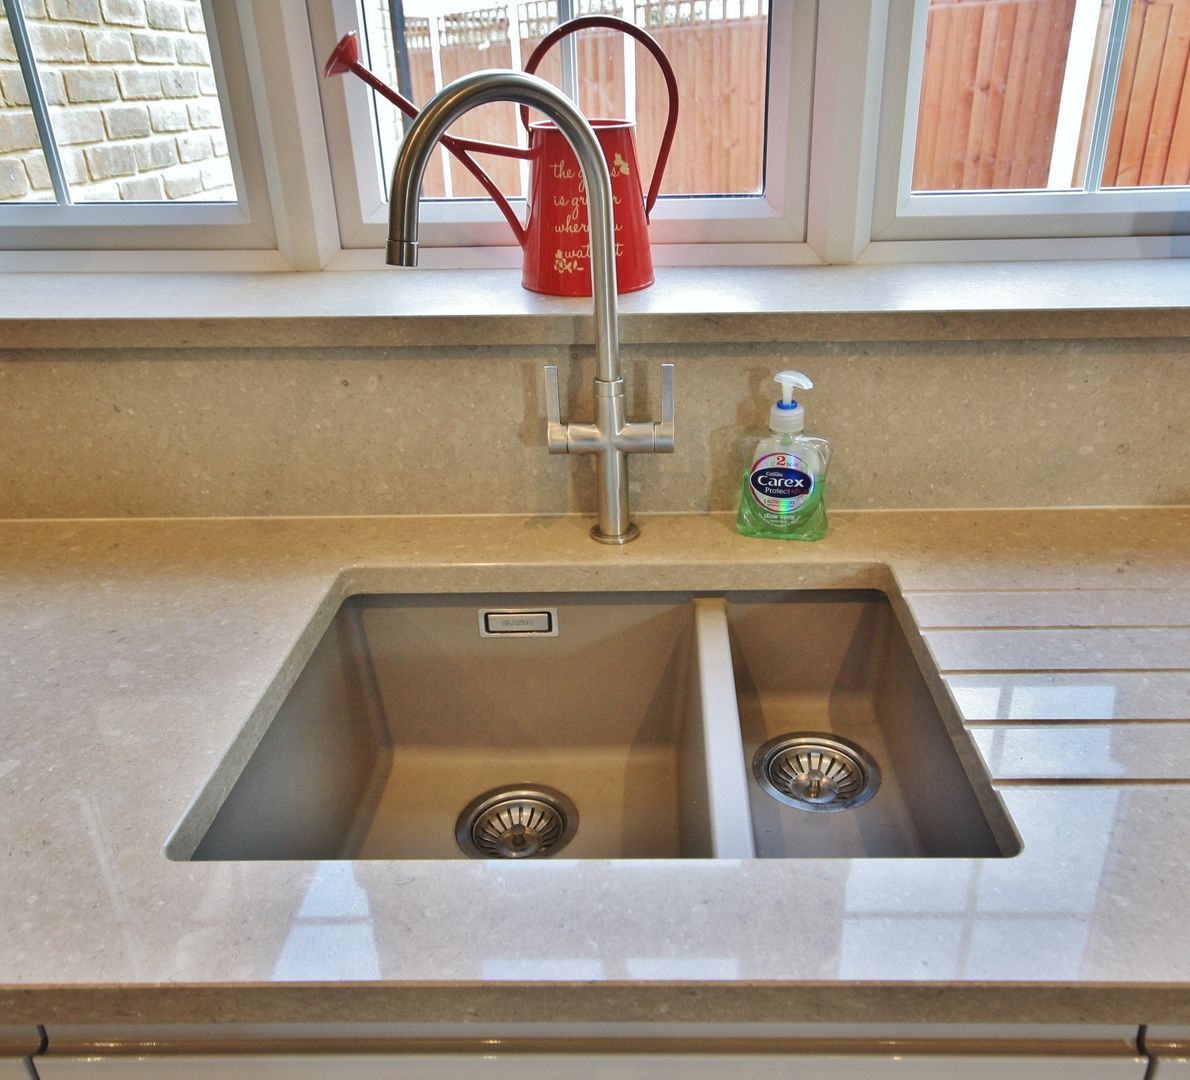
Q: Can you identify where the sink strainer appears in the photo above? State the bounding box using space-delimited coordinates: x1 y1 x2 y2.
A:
753 733 881 813
456 784 578 859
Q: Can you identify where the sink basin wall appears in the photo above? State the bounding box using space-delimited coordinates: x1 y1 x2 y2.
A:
192 605 390 861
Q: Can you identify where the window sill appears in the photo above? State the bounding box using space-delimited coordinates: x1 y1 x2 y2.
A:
3 260 1189 349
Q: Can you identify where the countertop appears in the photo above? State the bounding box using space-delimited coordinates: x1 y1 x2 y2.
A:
2 508 1189 1027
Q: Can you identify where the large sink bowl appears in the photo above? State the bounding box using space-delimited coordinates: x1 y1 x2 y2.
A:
172 588 1018 863
183 593 754 861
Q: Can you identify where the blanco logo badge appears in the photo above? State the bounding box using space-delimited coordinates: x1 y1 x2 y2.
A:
479 609 558 637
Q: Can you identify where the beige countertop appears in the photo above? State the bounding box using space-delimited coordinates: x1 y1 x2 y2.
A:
1 508 1189 1027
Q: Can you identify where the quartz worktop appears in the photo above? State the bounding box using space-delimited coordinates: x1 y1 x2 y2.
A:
2 508 1189 1027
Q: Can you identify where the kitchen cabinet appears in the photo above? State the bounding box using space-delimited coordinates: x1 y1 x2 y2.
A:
0 1064 35 1080
1144 1025 1190 1076
33 1051 1150 1079
31 1020 1153 1078
0 1027 38 1080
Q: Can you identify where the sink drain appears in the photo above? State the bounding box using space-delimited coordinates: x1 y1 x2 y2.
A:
753 733 880 812
456 784 578 859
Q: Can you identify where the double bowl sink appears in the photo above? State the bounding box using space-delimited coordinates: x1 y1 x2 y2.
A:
171 589 1020 863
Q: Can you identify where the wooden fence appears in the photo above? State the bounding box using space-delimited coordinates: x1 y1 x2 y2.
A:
914 0 1190 191
1103 0 1190 185
399 2 767 199
913 0 1076 190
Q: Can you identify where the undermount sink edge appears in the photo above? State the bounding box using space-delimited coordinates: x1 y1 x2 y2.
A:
165 565 1021 864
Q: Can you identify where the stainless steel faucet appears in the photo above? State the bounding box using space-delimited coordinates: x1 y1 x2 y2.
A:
386 69 675 544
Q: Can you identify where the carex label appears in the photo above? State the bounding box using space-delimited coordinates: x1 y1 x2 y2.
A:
749 452 813 513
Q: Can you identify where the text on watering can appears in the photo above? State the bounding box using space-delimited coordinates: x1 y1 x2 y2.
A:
549 156 631 273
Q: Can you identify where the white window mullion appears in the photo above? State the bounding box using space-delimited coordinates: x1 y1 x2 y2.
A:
622 2 637 126
805 0 888 263
1047 0 1102 191
508 3 530 199
234 0 340 270
556 0 579 102
427 14 453 198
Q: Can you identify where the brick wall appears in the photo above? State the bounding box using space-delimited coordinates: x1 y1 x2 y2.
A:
0 0 234 202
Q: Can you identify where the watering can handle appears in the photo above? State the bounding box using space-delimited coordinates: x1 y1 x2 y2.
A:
519 15 679 220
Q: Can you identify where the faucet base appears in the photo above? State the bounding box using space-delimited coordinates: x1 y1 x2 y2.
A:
590 522 640 545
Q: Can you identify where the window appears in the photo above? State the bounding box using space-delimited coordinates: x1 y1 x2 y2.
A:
911 0 1190 193
870 0 1190 248
1 0 1186 266
311 0 814 258
0 0 276 252
0 0 236 204
357 0 769 199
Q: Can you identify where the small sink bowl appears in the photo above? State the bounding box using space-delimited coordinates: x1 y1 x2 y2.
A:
172 588 1018 863
727 591 1018 858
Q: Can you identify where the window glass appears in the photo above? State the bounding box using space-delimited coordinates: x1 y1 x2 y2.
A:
1100 0 1190 187
358 0 769 200
0 0 237 204
910 0 1189 193
636 0 768 195
0 5 53 201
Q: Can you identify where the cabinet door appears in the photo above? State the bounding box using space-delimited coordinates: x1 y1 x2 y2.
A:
1144 1024 1190 1076
33 1051 1149 1079
0 1061 35 1080
34 1056 789 1079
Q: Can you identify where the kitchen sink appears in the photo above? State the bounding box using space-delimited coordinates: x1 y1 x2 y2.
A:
172 589 1018 862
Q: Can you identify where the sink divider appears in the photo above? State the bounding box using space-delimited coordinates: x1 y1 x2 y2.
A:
689 598 757 860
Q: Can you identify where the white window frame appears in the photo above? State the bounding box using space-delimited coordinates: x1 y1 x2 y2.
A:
309 0 817 269
867 0 1190 253
1 0 1187 271
0 0 289 261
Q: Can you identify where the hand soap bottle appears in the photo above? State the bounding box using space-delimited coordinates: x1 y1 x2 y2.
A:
736 371 830 541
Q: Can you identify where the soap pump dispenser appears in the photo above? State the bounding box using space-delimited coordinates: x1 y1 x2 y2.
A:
736 370 831 541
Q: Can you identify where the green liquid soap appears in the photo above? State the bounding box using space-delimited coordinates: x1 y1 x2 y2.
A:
736 470 828 541
735 370 831 542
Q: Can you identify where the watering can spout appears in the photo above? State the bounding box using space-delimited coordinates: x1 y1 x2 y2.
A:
323 33 528 245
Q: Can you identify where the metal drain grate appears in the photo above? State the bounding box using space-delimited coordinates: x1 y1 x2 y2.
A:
456 785 578 859
753 733 881 812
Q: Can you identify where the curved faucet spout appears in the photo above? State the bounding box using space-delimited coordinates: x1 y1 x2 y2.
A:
388 69 620 385
387 68 674 545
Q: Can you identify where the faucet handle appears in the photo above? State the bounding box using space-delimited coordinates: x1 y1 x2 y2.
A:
543 365 568 453
654 363 675 453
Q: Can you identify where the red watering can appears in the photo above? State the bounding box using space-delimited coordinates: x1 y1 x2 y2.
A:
325 16 679 296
